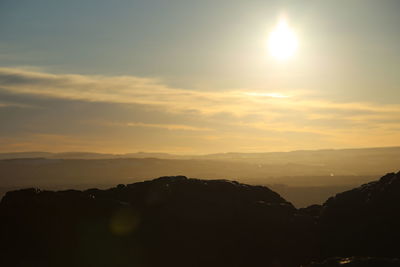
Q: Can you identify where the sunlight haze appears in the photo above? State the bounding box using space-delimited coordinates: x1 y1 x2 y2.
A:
268 16 298 60
1 0 400 154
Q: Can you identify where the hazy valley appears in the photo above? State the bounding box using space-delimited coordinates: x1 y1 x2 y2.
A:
1 147 398 207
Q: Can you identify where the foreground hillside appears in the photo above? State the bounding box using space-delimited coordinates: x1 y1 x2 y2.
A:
0 176 316 267
1 172 400 266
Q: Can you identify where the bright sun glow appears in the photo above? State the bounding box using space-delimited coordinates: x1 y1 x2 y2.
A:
268 17 298 60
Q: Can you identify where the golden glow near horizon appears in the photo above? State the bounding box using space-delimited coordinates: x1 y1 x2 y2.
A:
2 67 400 154
268 17 298 60
244 92 290 98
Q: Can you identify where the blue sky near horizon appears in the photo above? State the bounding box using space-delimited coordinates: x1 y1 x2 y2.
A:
1 0 400 153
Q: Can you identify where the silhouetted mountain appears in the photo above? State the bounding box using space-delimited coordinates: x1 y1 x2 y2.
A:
2 173 400 266
319 171 400 260
0 151 54 159
0 176 317 267
0 147 400 168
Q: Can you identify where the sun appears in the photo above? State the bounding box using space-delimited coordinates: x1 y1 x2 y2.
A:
268 17 298 60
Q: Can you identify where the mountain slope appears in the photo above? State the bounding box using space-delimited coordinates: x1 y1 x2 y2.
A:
319 171 400 259
0 176 317 267
2 172 400 267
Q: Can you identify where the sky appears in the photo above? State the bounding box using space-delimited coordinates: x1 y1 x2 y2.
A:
1 0 400 154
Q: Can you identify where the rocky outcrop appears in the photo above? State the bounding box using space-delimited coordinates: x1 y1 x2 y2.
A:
2 172 400 267
319 172 400 259
0 176 317 267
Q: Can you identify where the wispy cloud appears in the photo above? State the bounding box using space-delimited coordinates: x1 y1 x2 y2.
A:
1 67 400 152
243 92 290 98
0 67 300 116
111 122 212 132
0 101 37 108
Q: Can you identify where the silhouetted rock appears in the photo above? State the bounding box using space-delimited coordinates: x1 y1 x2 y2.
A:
0 176 317 267
2 172 400 267
319 172 400 259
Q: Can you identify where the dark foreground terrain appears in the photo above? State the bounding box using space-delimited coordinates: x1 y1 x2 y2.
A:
1 172 400 267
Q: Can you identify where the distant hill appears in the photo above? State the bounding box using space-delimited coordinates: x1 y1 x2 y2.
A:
1 146 399 175
2 146 400 163
0 157 377 187
0 151 186 160
0 151 55 159
0 147 399 207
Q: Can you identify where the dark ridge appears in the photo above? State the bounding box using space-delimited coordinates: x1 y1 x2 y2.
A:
1 173 400 266
319 171 400 260
0 176 316 267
